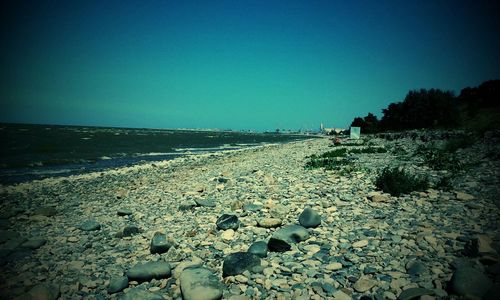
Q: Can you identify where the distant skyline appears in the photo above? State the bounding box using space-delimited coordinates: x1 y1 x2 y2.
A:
1 0 499 131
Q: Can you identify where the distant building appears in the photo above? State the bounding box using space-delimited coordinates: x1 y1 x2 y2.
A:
320 123 345 135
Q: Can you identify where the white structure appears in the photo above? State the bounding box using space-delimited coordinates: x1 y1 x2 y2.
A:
350 127 361 139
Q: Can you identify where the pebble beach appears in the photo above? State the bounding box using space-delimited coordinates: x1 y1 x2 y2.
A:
1 133 499 300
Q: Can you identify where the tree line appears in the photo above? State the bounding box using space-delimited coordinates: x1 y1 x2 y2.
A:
350 79 500 133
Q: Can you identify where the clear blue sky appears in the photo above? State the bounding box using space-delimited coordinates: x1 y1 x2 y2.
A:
1 0 499 131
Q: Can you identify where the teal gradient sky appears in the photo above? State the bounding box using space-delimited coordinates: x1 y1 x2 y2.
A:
1 0 499 131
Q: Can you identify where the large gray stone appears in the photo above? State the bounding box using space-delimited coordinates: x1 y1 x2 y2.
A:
248 241 268 258
79 220 101 231
222 252 261 277
298 207 321 228
108 275 129 294
150 232 172 254
127 261 171 282
268 225 310 252
119 288 163 300
24 284 60 300
449 266 493 297
180 266 223 300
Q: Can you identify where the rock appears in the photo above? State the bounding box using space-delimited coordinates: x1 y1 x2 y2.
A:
256 218 282 228
194 198 216 207
268 225 310 252
397 288 434 300
298 207 321 228
108 276 129 294
117 208 133 216
248 241 268 258
150 232 172 254
21 238 46 250
353 276 377 292
180 266 223 300
173 257 203 279
33 207 57 217
325 262 343 271
368 192 391 203
449 266 493 297
332 290 351 300
79 220 101 231
352 239 369 248
455 191 474 201
216 214 239 230
221 229 235 241
119 288 163 300
222 252 261 277
127 261 171 282
24 284 60 300
122 225 140 237
243 203 262 212
406 260 426 276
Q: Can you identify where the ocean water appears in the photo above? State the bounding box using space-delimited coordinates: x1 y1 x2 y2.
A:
0 123 314 184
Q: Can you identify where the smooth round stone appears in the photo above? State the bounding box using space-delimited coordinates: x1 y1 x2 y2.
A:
449 266 493 297
127 261 172 282
79 220 101 231
352 239 369 248
216 214 239 231
180 266 223 300
21 238 46 250
257 218 282 228
120 288 163 300
298 207 321 228
117 209 133 216
248 241 268 258
222 252 261 277
353 276 377 292
406 260 426 276
268 225 310 252
397 288 434 300
122 226 140 237
325 262 343 271
108 276 129 294
150 232 172 254
194 198 217 207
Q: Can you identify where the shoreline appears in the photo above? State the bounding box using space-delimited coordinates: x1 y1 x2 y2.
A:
0 134 499 299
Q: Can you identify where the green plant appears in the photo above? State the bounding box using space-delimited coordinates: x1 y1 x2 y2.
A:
435 176 453 191
375 167 429 196
423 149 462 171
443 136 473 152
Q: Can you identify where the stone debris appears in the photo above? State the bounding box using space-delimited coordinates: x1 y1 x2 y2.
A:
1 132 499 299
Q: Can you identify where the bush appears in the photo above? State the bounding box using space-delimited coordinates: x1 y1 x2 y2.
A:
375 167 429 196
443 136 473 152
423 149 462 171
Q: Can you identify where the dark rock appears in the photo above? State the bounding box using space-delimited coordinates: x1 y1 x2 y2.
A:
397 287 434 300
268 225 310 252
34 207 57 217
24 284 60 300
216 214 239 231
406 260 426 276
79 220 101 231
364 266 377 275
21 238 46 250
119 288 163 300
117 209 133 216
194 198 216 207
322 283 336 295
150 232 172 254
180 266 223 300
222 252 261 277
127 261 171 282
449 266 493 297
217 177 228 183
248 241 268 258
122 226 140 237
108 276 129 294
298 207 321 228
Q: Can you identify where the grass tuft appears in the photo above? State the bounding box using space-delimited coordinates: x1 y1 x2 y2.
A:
375 167 429 196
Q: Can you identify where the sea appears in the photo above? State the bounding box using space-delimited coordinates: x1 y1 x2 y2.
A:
0 123 315 184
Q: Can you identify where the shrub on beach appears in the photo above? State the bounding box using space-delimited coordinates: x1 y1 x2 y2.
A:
375 167 429 196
